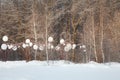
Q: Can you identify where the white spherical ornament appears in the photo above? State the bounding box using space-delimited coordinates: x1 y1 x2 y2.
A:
8 44 13 49
12 46 17 51
64 46 69 52
25 39 30 43
82 45 86 48
33 45 38 50
29 42 33 47
80 46 82 49
1 44 7 50
2 35 8 42
72 44 76 49
60 39 65 44
22 43 26 48
18 46 20 48
55 46 60 51
83 49 86 52
66 43 72 50
48 37 53 42
39 45 44 51
51 45 54 49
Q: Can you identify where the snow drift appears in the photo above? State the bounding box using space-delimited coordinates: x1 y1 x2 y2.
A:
0 61 120 80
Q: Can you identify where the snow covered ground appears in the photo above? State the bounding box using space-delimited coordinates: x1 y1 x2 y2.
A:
0 61 120 80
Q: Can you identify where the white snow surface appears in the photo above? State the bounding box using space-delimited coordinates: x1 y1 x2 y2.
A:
0 61 120 80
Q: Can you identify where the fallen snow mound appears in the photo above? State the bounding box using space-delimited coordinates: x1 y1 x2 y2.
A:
0 61 120 80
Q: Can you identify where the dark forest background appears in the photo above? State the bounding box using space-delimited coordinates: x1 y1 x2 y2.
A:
0 0 120 63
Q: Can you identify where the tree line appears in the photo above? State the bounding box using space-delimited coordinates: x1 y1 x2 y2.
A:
0 0 120 63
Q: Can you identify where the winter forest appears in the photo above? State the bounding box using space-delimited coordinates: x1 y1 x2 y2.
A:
0 0 120 63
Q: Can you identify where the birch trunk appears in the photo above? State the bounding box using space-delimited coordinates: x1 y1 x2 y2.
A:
45 4 49 64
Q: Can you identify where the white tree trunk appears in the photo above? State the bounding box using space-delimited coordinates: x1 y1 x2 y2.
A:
45 4 49 64
33 0 37 60
100 0 105 63
91 10 98 62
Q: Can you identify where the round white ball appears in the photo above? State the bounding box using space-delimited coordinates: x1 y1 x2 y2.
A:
72 44 76 49
2 35 8 42
39 45 44 51
64 46 69 52
82 45 86 48
8 44 13 49
22 43 26 48
25 39 30 43
60 39 65 44
80 46 82 49
66 43 72 50
83 49 86 52
12 46 17 51
29 42 33 47
55 46 60 51
51 45 54 49
48 37 53 42
33 45 38 50
1 44 7 50
18 46 20 48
